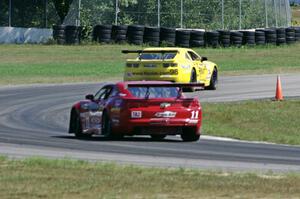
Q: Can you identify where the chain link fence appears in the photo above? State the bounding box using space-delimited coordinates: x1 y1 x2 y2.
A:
0 0 59 28
64 0 291 30
0 0 291 30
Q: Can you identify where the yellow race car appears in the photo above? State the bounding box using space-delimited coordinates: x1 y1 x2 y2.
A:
122 47 219 90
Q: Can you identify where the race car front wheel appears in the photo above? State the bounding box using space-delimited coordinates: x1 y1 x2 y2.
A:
73 112 91 138
206 68 218 90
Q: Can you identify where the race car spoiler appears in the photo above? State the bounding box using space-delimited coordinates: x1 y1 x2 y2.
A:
127 83 205 88
122 50 179 54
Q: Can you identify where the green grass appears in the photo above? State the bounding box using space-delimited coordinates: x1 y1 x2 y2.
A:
0 157 299 199
202 99 300 145
0 43 300 84
292 5 300 25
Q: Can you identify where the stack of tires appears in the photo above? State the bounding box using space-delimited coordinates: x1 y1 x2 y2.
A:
65 26 82 44
143 27 160 46
285 27 296 44
230 31 243 47
93 25 112 43
218 30 230 48
294 27 300 41
206 31 219 48
255 30 266 45
276 28 286 45
53 25 66 44
127 25 145 45
241 31 255 46
175 30 191 48
160 27 176 46
264 29 277 45
189 30 205 47
111 25 127 43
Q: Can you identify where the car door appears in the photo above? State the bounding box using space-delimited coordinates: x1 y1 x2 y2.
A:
93 85 114 125
187 51 207 83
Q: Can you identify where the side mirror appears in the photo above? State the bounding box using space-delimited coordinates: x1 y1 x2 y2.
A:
201 57 208 62
85 94 94 101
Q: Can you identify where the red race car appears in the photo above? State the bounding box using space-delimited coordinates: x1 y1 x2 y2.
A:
68 81 203 141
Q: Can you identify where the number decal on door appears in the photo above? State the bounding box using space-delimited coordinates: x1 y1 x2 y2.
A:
191 111 199 119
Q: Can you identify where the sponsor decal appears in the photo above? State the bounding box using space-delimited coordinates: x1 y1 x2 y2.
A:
90 116 101 124
114 99 122 107
131 111 142 118
181 65 191 69
155 111 176 118
160 102 171 109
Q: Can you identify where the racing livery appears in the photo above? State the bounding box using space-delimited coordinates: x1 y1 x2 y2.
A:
68 81 203 141
123 47 218 90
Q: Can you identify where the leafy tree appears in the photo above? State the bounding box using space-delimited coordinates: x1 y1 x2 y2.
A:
52 0 73 24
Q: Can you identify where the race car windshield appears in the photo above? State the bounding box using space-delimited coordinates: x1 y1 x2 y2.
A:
138 52 176 60
128 87 178 98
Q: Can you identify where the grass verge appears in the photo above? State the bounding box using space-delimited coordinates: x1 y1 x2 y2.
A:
0 43 300 85
0 156 299 199
202 99 300 145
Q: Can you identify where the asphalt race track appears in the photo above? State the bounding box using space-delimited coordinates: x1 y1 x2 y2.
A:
0 74 300 172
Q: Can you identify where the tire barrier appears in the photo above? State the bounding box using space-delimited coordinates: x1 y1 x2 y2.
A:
160 27 176 46
264 29 277 45
81 24 300 47
206 31 219 48
241 31 255 46
111 25 127 43
294 27 300 41
218 30 230 48
230 31 243 47
255 30 266 45
53 25 66 45
276 28 286 45
144 27 160 46
190 30 205 47
93 25 112 43
175 30 191 48
65 26 82 45
127 25 144 45
286 27 296 44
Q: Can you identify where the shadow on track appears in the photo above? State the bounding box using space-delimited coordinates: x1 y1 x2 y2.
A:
52 135 182 143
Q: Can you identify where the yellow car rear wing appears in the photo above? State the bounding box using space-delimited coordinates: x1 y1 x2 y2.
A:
122 50 178 54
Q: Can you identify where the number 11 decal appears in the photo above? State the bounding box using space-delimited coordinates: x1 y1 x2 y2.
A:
191 111 199 119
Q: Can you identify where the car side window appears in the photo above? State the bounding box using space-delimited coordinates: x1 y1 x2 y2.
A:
94 86 114 101
188 51 200 61
185 53 192 61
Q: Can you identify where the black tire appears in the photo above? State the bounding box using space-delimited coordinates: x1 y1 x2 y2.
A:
101 112 113 138
181 127 200 142
183 69 197 92
71 111 91 138
150 135 167 141
128 25 145 32
190 40 205 47
206 68 218 90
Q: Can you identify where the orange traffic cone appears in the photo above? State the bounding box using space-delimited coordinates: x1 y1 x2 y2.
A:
275 75 283 101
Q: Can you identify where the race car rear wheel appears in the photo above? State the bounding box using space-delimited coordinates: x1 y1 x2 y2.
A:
206 67 218 90
181 127 200 142
183 68 197 92
102 112 112 137
150 134 167 141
